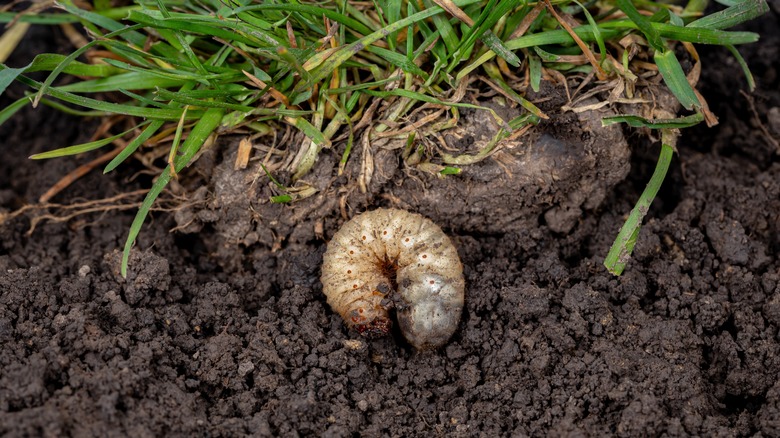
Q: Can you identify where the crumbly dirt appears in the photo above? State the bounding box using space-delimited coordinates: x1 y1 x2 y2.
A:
2 10 780 437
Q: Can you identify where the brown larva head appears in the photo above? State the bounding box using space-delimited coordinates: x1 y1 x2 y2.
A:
354 316 392 339
346 303 392 336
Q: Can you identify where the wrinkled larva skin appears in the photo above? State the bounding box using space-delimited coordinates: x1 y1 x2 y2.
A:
321 208 465 349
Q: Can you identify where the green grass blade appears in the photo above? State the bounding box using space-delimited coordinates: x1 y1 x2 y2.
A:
382 0 403 51
30 125 141 159
472 0 521 65
37 97 109 117
153 1 211 80
456 0 498 48
654 49 699 110
684 0 710 14
121 107 224 277
364 45 429 79
604 140 675 276
574 0 606 62
726 45 756 91
483 63 547 119
11 53 120 77
229 3 373 37
0 62 32 96
260 163 286 190
126 10 285 47
414 22 446 64
687 0 769 30
271 194 293 203
657 23 758 45
529 54 542 92
602 113 704 129
153 88 256 112
599 20 759 45
479 31 521 67
0 7 139 24
13 73 204 120
104 120 165 173
0 96 30 128
57 72 190 94
98 58 212 85
616 0 664 51
406 5 415 64
117 89 169 109
58 0 147 46
121 172 171 278
710 0 743 6
284 116 330 150
98 40 161 69
0 12 81 24
423 0 460 55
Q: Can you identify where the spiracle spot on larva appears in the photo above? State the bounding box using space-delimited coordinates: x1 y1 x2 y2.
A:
320 208 465 349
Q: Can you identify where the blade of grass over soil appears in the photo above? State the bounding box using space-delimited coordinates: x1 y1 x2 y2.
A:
121 107 224 277
30 126 143 159
604 132 676 276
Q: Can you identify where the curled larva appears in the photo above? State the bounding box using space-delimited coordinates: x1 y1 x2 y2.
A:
321 208 465 349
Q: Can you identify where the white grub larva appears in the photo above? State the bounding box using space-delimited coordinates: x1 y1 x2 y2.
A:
321 208 465 349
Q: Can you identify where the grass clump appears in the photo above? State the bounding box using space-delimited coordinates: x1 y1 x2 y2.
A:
0 0 769 276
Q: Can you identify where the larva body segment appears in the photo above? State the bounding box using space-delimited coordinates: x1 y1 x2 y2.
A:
321 208 465 349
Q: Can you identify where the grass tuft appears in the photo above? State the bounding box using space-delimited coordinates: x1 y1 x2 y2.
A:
0 0 768 276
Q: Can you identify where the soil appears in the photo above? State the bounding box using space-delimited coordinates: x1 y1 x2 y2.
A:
2 8 780 437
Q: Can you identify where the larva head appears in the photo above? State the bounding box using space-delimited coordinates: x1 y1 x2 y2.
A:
354 315 392 339
342 291 393 339
396 274 463 349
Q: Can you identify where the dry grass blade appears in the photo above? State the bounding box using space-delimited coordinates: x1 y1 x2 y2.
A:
432 0 475 26
507 2 544 40
0 21 30 63
242 70 290 107
235 137 253 170
543 0 607 80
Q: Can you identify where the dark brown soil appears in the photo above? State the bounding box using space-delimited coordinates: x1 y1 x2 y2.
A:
2 9 780 437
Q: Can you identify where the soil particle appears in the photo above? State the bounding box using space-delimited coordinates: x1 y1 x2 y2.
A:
106 249 172 306
1 12 780 438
